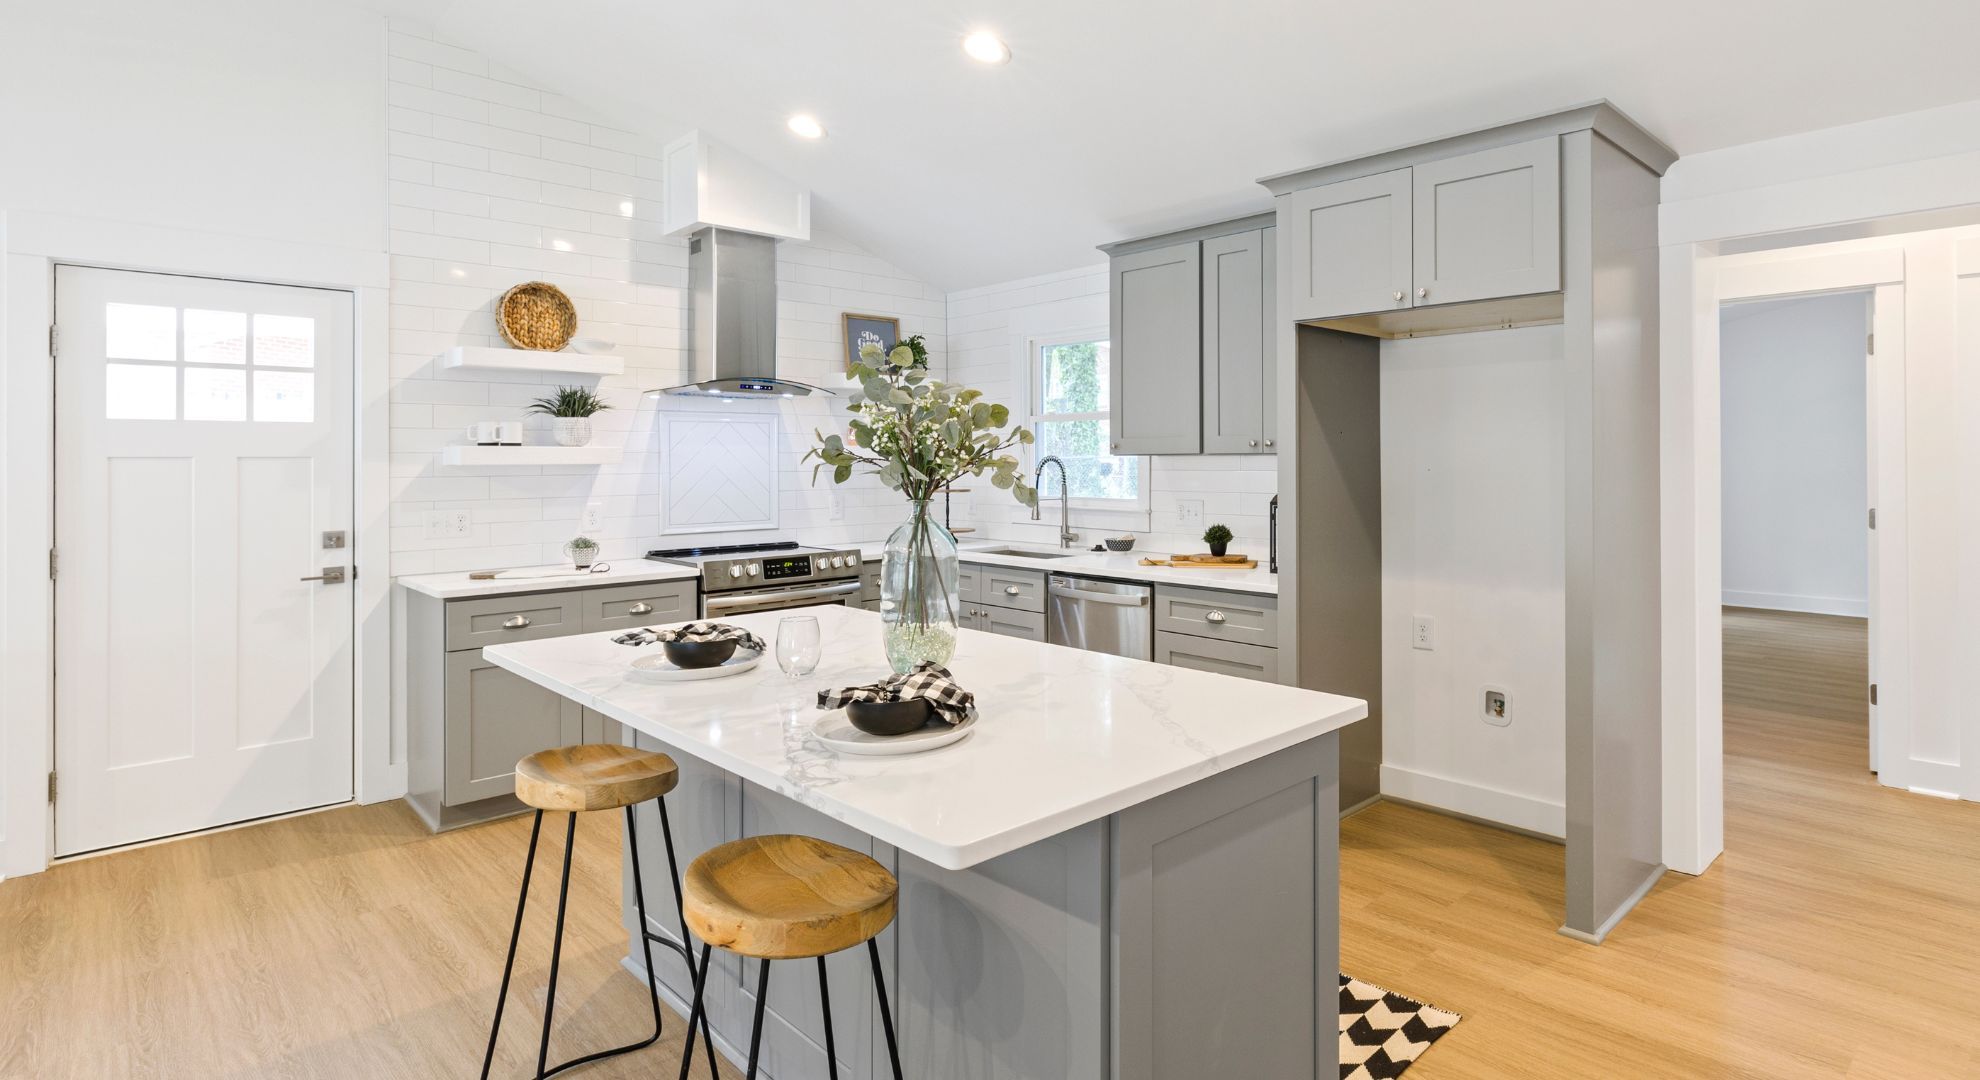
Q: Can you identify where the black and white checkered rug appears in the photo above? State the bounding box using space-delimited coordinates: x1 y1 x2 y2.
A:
1340 973 1461 1079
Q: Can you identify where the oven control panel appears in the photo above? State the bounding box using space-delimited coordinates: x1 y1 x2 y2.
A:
761 555 811 581
699 548 861 592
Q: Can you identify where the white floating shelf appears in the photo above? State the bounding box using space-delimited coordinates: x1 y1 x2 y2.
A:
439 345 624 376
442 445 622 466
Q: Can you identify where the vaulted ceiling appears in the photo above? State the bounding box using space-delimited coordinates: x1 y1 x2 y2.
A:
368 0 1980 291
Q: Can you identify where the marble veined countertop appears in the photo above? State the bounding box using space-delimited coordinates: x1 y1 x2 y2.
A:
856 539 1279 596
483 605 1361 869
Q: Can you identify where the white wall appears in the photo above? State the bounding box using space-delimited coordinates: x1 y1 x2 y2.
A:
1378 326 1568 837
1719 293 1869 616
381 21 946 576
945 266 1278 554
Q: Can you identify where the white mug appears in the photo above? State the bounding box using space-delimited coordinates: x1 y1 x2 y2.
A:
469 421 501 445
494 420 524 446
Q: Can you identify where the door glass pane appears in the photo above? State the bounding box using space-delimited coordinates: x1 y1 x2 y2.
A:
183 309 247 364
183 367 246 421
105 303 177 362
1039 341 1109 414
105 362 177 419
1036 418 1139 500
253 314 315 368
253 371 314 422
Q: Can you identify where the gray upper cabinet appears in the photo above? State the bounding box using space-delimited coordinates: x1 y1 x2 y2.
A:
1109 241 1202 455
1411 136 1561 306
1279 168 1413 322
1201 227 1278 454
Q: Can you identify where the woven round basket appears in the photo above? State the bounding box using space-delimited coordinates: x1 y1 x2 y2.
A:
496 281 579 351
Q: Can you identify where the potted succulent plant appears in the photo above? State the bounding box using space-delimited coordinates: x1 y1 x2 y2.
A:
527 385 611 447
564 535 599 569
1203 523 1234 558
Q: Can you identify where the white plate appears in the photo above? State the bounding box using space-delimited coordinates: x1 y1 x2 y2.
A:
628 649 762 682
811 709 976 756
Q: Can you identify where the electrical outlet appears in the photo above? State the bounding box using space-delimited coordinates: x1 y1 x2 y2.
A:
424 509 472 539
1483 687 1510 727
1178 499 1204 529
581 502 603 533
829 485 846 522
1411 615 1436 650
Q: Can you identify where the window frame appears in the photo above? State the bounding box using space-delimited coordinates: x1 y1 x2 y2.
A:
1023 329 1150 513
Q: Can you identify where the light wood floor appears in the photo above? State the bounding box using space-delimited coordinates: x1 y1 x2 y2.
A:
1345 607 1980 1078
4 607 1976 1077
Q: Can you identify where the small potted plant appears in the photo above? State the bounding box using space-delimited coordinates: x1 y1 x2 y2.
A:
527 385 611 447
564 535 599 569
1203 523 1234 558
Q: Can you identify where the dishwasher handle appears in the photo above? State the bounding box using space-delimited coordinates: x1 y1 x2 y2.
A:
1048 582 1149 607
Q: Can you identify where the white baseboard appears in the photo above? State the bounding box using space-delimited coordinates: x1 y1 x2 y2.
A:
1379 764 1566 840
1722 589 1868 618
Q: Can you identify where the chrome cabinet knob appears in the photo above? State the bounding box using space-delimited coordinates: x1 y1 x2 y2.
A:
628 602 654 615
1248 439 1258 447
1205 610 1227 625
502 614 531 629
1417 287 1429 299
1264 439 1275 448
1111 441 1119 449
1392 290 1404 302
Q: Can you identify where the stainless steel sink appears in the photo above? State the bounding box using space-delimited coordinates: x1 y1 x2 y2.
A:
967 546 1076 560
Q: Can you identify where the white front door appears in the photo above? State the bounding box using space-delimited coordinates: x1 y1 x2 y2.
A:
53 266 354 856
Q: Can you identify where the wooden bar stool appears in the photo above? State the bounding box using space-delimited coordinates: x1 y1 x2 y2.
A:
479 744 718 1080
675 834 904 1080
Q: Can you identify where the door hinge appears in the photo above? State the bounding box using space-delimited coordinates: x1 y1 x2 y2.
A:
1868 508 1877 530
47 771 57 804
48 547 58 580
1870 683 1879 706
48 324 59 358
1866 331 1875 355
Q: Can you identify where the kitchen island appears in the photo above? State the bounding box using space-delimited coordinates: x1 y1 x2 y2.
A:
485 605 1363 1079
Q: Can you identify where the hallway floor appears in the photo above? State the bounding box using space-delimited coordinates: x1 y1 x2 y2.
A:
1342 607 1980 1078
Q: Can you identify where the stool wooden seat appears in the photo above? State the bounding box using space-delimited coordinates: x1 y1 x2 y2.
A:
682 834 898 960
513 743 679 812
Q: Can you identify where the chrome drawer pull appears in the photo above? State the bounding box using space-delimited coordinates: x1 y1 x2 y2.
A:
502 614 531 630
1204 610 1227 625
1003 585 1021 596
628 602 654 615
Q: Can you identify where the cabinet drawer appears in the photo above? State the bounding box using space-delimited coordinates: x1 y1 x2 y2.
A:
957 563 982 604
444 591 583 651
975 565 1046 613
1154 632 1279 683
581 580 696 633
971 603 1045 642
1153 585 1279 647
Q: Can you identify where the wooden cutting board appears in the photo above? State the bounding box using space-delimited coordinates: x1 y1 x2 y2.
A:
1139 554 1259 569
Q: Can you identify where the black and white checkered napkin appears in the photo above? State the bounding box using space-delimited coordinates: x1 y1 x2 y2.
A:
612 620 766 653
817 662 977 727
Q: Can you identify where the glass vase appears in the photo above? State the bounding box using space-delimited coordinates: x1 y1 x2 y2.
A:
880 500 960 672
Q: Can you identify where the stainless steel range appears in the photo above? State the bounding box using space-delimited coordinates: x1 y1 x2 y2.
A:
646 541 863 617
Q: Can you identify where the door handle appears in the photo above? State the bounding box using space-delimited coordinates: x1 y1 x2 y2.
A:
502 614 531 629
628 602 654 615
299 566 347 584
1205 610 1228 624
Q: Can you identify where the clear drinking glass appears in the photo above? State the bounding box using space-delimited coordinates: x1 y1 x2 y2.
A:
776 616 822 678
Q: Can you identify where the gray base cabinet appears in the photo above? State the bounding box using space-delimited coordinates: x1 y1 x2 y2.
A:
1150 584 1281 684
405 577 696 831
1153 631 1279 683
959 560 1046 641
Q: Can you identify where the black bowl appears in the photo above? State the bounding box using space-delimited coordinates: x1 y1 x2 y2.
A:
662 639 738 669
846 698 934 736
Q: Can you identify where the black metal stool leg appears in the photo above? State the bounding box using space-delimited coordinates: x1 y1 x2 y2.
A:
817 956 839 1080
624 804 666 1039
868 939 904 1080
658 797 720 1079
675 943 713 1080
480 810 544 1080
535 812 580 1077
745 958 771 1079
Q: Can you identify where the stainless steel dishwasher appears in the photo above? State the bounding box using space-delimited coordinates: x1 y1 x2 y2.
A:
1046 575 1152 660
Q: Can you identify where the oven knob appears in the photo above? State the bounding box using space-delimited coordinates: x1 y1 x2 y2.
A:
728 565 743 579
746 563 760 577
831 556 845 568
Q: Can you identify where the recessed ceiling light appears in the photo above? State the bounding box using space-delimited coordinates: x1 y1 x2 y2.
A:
962 31 1010 64
787 114 825 139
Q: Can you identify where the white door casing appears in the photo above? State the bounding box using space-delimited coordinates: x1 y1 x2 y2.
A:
54 265 354 856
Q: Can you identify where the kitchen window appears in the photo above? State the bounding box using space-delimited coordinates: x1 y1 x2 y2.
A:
1027 334 1148 509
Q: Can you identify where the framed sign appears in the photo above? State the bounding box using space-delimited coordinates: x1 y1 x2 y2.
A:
842 312 900 371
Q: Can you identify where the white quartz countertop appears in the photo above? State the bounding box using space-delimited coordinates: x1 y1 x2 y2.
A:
397 560 699 600
483 605 1361 869
857 540 1278 596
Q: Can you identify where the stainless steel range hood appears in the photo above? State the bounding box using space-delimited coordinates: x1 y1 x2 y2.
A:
653 227 829 398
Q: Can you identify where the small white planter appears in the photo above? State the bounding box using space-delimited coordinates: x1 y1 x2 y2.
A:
552 417 593 447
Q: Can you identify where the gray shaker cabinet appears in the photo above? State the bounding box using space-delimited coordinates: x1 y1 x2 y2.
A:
1108 241 1202 455
1201 226 1278 454
1411 136 1561 306
1279 167 1413 322
444 650 584 805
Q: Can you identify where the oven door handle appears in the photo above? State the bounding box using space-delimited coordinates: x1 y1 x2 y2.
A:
704 579 863 614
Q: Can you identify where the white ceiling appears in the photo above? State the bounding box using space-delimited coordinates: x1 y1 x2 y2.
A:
373 0 1980 291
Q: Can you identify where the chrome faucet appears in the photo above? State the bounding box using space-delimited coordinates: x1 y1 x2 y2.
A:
1031 455 1079 549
